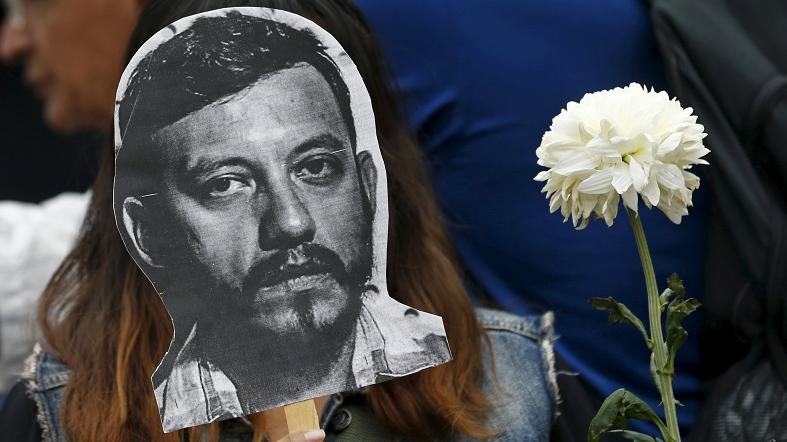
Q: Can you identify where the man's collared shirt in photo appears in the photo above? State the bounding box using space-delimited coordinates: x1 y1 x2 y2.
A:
154 292 451 430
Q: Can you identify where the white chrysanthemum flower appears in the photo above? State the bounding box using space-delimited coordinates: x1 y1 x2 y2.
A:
534 83 709 230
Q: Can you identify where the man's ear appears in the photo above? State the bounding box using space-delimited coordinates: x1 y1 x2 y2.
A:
122 196 164 269
357 150 377 214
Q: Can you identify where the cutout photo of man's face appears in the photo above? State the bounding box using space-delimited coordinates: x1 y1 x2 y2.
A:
131 63 376 343
114 8 451 433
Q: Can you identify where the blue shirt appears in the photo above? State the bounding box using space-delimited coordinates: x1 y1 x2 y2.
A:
355 0 706 432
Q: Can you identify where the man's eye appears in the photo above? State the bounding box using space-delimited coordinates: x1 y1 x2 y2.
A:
204 176 249 198
294 156 341 183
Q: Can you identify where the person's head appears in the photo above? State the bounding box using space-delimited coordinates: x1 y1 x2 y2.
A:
0 0 143 132
115 10 378 356
38 1 494 441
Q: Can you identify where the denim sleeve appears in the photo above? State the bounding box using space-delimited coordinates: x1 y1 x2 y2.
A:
484 331 555 442
452 310 556 442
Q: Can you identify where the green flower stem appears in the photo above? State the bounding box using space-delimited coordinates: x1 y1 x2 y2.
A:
627 209 680 442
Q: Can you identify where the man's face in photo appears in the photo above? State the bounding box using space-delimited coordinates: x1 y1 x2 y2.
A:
117 12 452 431
145 62 375 343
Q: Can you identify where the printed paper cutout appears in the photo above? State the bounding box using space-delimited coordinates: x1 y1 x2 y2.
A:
113 7 451 432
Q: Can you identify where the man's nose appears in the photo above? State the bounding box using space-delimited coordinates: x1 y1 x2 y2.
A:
258 185 317 251
0 16 32 63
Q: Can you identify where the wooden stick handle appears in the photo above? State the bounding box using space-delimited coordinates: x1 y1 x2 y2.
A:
283 399 319 434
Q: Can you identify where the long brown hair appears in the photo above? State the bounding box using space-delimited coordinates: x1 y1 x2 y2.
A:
37 0 493 440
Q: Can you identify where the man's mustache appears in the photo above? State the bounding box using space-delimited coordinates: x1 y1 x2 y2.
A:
243 243 350 294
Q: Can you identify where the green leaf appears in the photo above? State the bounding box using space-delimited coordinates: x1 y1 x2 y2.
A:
664 296 700 374
588 389 669 442
589 297 651 349
666 273 685 297
659 288 674 310
609 430 664 442
666 325 687 376
666 297 701 329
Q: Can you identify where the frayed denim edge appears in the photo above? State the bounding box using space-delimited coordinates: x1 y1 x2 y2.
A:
22 343 54 442
539 312 560 421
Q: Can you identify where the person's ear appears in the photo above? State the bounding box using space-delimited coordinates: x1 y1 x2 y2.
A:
357 150 377 214
122 196 164 269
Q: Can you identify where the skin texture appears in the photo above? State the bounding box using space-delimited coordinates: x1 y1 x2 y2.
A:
123 63 377 399
0 0 141 132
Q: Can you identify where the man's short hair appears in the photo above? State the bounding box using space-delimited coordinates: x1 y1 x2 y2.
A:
115 10 356 198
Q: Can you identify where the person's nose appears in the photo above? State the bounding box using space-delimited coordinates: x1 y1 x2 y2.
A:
258 184 317 251
0 16 32 63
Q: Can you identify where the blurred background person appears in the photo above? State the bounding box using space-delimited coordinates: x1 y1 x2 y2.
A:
0 0 141 133
0 0 140 404
0 0 95 201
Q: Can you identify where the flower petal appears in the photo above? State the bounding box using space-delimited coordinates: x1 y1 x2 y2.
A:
622 186 639 213
577 170 614 194
656 164 685 190
658 132 682 156
534 170 550 182
642 178 660 206
588 138 622 161
611 163 632 194
628 156 647 191
601 192 619 226
549 192 562 213
580 194 597 218
659 201 685 224
553 151 599 175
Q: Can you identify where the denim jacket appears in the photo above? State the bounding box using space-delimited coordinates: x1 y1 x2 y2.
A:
22 308 557 442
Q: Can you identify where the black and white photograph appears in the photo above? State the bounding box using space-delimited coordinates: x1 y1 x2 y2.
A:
112 8 451 433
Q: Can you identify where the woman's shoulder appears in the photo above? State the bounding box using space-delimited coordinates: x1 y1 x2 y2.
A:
475 307 554 342
475 307 556 383
468 308 557 442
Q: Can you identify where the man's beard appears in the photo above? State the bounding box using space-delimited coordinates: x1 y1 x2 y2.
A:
222 242 371 341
